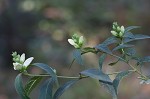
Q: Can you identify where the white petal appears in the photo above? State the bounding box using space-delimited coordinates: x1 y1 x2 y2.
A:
111 31 117 36
20 53 25 62
121 26 125 33
68 39 76 46
13 62 20 67
140 80 145 84
23 57 34 67
145 79 150 84
79 36 84 44
13 63 22 70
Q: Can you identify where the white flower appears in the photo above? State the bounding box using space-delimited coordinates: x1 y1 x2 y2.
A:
68 35 84 48
12 53 34 71
140 79 150 84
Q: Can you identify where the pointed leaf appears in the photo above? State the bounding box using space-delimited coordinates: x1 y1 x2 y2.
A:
113 44 134 51
134 34 150 40
25 76 42 96
102 36 118 45
123 34 150 43
39 78 54 99
125 26 140 33
123 32 134 38
73 49 83 65
113 71 131 94
33 63 58 86
80 69 112 83
99 53 107 70
15 73 30 99
125 48 136 56
101 82 117 99
53 80 78 99
140 56 150 63
95 44 112 54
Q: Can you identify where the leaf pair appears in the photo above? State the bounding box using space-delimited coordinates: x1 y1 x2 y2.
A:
123 26 150 43
95 36 118 54
101 71 131 99
15 74 30 99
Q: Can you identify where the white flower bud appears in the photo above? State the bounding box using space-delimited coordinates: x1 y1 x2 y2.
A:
111 31 118 36
140 79 150 84
79 36 84 44
113 25 116 30
119 32 123 37
120 26 125 33
68 39 76 46
117 27 121 31
20 53 25 63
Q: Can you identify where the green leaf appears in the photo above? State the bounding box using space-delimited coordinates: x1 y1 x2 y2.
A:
112 44 134 51
140 56 150 63
125 26 140 33
99 53 107 70
15 73 30 99
125 48 136 56
123 32 134 38
39 78 54 99
33 63 58 86
73 49 83 65
25 76 42 96
101 82 117 99
95 44 112 54
113 71 131 94
80 69 112 83
102 36 118 45
53 80 78 99
123 34 150 43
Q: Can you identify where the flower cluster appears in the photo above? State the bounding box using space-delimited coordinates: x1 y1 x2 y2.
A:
140 79 150 84
68 34 84 48
111 22 125 38
12 52 34 71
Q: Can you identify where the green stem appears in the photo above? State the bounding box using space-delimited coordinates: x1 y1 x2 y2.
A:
128 62 148 80
24 70 132 80
110 53 148 80
87 47 148 80
107 70 135 75
23 73 88 79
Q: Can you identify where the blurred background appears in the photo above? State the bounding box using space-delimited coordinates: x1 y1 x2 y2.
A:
0 0 150 99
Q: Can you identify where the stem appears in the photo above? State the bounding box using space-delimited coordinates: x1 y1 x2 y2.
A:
107 70 135 75
128 62 148 80
86 47 148 80
110 53 148 80
68 59 75 69
23 73 88 79
24 70 132 80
